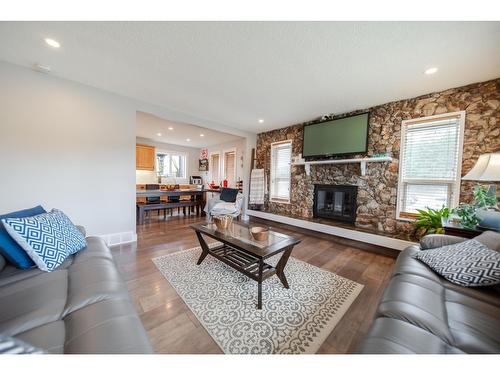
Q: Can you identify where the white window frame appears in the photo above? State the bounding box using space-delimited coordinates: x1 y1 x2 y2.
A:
222 148 237 187
270 140 292 204
396 111 466 221
156 150 188 180
209 151 221 184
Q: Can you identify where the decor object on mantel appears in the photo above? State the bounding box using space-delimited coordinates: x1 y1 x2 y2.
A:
462 152 500 230
291 154 392 176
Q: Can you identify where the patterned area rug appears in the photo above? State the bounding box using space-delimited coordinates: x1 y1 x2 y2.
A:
152 245 363 354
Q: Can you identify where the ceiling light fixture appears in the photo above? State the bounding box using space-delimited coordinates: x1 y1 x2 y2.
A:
168 127 174 130
156 133 162 136
186 138 191 142
200 134 204 137
424 67 438 75
44 38 60 48
258 119 264 123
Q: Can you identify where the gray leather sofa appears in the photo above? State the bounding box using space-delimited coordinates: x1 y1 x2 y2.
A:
357 232 500 354
0 227 153 353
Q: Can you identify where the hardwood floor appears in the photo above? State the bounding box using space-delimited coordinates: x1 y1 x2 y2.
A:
111 213 397 354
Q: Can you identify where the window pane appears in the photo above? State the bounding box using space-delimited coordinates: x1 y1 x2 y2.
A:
224 151 236 187
403 183 449 213
156 152 186 178
271 142 291 200
402 120 460 180
211 154 220 183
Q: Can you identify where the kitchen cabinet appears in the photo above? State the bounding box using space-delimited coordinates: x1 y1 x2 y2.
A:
136 144 155 171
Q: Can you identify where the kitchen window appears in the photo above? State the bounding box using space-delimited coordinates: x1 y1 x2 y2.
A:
396 111 465 220
156 151 187 179
270 140 292 203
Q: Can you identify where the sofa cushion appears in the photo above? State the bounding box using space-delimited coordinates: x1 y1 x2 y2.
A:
475 231 500 252
0 253 5 272
0 270 68 336
63 298 153 354
376 272 454 344
63 237 130 315
0 205 46 269
15 321 64 354
0 334 45 354
2 209 86 272
356 317 463 354
415 239 500 287
420 234 466 250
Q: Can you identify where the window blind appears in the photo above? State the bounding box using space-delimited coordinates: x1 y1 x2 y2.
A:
211 154 220 183
270 141 292 201
224 152 236 187
398 115 463 217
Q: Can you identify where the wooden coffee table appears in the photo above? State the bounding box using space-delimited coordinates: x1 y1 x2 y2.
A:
191 222 301 309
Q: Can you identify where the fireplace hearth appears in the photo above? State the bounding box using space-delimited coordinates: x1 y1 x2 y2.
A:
313 184 358 223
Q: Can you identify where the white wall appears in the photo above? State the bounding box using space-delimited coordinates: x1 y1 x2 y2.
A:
135 136 201 184
0 62 136 237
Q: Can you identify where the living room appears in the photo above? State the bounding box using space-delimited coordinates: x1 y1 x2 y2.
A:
1 1 499 374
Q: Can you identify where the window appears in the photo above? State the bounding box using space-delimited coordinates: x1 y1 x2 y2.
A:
397 112 465 219
156 151 187 179
270 140 292 202
210 153 220 184
224 150 236 188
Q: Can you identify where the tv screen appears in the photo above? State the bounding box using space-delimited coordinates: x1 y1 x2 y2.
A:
302 112 369 159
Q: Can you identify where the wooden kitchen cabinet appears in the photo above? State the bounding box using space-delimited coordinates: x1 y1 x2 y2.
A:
136 144 155 171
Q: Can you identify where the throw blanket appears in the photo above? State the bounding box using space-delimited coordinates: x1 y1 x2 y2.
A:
249 169 266 205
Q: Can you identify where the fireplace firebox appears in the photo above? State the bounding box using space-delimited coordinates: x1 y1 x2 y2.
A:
313 184 358 223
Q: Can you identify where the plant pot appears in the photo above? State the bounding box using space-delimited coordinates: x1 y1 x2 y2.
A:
476 207 500 230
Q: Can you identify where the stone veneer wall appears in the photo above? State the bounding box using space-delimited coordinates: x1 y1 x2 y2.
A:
255 78 500 241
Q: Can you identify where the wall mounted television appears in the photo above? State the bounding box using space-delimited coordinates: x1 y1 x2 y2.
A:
302 112 370 160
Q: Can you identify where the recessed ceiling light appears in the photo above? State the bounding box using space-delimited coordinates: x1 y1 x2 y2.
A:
424 67 438 75
186 138 191 142
258 119 264 123
156 132 162 136
44 38 60 48
200 134 205 137
168 127 174 130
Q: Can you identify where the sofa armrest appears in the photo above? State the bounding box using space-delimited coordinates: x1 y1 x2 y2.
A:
420 234 466 250
75 225 86 237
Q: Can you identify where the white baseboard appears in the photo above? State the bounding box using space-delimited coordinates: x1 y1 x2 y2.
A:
98 231 137 247
247 210 416 251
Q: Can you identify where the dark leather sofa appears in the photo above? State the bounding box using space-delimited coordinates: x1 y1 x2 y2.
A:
357 232 500 354
0 226 153 353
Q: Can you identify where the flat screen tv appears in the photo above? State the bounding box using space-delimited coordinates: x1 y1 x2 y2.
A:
302 112 369 159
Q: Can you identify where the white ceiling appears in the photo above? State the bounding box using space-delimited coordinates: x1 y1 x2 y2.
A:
136 111 243 148
0 22 499 133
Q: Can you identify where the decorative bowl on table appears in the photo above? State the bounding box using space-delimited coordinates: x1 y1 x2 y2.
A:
213 215 233 230
250 226 269 241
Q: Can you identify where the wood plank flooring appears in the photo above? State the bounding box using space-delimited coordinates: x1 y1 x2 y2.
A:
111 214 396 354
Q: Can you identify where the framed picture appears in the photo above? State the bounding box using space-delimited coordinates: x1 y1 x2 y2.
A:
199 158 209 171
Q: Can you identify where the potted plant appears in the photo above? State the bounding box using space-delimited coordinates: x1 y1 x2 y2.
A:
473 185 500 229
414 207 449 239
452 203 479 229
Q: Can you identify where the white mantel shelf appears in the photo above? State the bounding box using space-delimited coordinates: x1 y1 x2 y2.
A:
291 156 393 176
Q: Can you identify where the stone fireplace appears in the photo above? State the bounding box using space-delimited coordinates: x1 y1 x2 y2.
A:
255 78 499 241
313 185 358 223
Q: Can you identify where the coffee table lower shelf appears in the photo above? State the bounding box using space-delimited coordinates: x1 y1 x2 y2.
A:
203 244 277 282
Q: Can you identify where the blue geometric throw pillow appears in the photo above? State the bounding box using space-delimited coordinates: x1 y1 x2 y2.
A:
0 205 46 269
1 209 87 272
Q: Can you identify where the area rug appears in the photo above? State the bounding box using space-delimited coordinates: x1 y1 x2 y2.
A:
152 245 363 354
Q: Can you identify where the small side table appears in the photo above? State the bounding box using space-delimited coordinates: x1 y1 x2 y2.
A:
443 222 499 239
